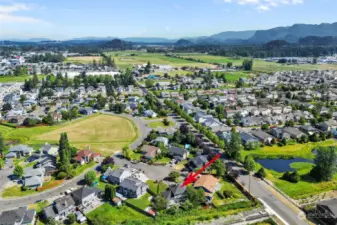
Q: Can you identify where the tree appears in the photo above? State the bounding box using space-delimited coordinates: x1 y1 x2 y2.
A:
145 79 155 88
210 159 226 177
122 146 133 160
45 218 57 225
310 146 337 181
0 133 5 156
42 113 55 126
227 128 241 160
102 156 114 165
168 171 180 182
256 168 267 179
223 190 234 198
2 103 12 112
152 194 168 211
261 124 269 131
104 184 116 200
58 133 71 166
162 118 170 126
0 158 4 170
244 155 255 172
13 165 24 178
181 200 193 211
242 59 253 71
186 186 205 206
84 171 96 185
227 62 233 68
67 214 76 224
282 171 300 183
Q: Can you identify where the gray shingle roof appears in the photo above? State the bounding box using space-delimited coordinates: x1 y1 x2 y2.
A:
0 207 27 225
120 178 148 192
54 195 75 213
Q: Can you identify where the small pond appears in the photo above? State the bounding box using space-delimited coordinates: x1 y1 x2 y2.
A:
256 158 314 173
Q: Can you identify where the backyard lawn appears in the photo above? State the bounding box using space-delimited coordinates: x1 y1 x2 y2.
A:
87 203 152 224
126 193 152 210
2 185 37 198
212 179 247 207
146 180 168 195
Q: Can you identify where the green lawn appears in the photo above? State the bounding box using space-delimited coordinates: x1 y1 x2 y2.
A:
23 161 37 168
28 200 50 213
148 121 175 129
87 203 152 224
212 71 253 82
241 139 337 160
2 185 37 198
0 75 45 83
126 193 152 210
146 180 168 195
154 156 171 164
74 161 97 176
212 179 247 206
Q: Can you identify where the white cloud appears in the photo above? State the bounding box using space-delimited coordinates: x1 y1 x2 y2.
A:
223 0 304 11
0 3 45 23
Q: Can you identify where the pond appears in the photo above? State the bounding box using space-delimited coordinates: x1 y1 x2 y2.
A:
256 158 314 173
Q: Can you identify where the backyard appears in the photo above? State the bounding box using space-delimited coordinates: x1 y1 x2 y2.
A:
148 120 175 129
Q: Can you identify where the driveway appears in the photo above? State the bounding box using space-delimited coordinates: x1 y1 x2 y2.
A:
113 156 172 181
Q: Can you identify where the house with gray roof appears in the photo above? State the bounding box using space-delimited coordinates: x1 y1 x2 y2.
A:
118 178 148 198
283 127 305 139
168 146 189 160
162 184 187 206
71 186 101 208
5 145 33 159
188 155 208 170
0 206 35 225
23 167 45 188
251 130 274 144
239 132 259 145
104 168 132 185
316 198 337 225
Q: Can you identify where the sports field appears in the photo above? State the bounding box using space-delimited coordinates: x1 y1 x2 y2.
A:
0 114 139 155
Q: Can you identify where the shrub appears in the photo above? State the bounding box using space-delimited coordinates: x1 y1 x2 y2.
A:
21 186 28 191
223 190 234 198
216 191 224 199
282 170 300 183
256 168 267 179
57 171 67 180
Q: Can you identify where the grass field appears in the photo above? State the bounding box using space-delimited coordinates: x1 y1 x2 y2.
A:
0 75 45 83
126 193 152 210
177 53 337 73
65 56 102 64
241 139 337 160
87 203 151 224
146 180 168 194
0 114 139 155
148 121 175 129
105 51 216 69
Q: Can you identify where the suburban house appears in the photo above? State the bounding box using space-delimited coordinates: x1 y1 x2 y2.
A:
71 186 101 208
270 127 291 140
40 143 58 156
316 198 337 225
34 155 57 175
5 145 33 159
118 178 148 198
318 120 337 136
104 168 132 185
188 155 208 170
251 130 274 144
79 107 93 115
283 127 305 139
72 148 102 165
193 175 221 201
239 132 259 145
23 167 45 188
42 195 76 221
154 137 169 146
140 145 161 160
162 184 187 206
144 110 157 118
0 206 36 225
168 146 189 160
299 125 321 136
216 131 232 143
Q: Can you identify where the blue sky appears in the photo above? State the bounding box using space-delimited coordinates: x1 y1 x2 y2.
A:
0 0 336 40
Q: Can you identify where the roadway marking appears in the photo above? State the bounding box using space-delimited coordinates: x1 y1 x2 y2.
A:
258 198 289 225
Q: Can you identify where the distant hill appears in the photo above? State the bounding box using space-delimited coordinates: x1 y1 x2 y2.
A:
175 39 194 47
205 30 256 43
249 22 337 43
122 37 176 43
100 39 133 50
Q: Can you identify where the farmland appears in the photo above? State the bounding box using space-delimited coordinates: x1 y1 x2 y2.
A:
105 51 216 69
0 75 45 83
0 114 139 155
65 56 102 64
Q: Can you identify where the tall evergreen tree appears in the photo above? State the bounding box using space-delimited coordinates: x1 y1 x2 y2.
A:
0 133 5 156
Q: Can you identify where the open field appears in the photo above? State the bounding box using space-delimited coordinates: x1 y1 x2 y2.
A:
105 51 216 69
65 56 102 64
177 53 337 73
0 75 45 83
241 139 337 160
87 203 152 224
0 114 139 155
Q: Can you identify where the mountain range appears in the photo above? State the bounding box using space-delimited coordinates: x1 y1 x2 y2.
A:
2 22 337 45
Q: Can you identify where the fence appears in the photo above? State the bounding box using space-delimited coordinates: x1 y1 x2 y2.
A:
227 174 258 204
124 201 156 218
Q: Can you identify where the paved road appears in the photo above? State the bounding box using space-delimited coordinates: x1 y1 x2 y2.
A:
0 163 99 211
113 156 172 181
